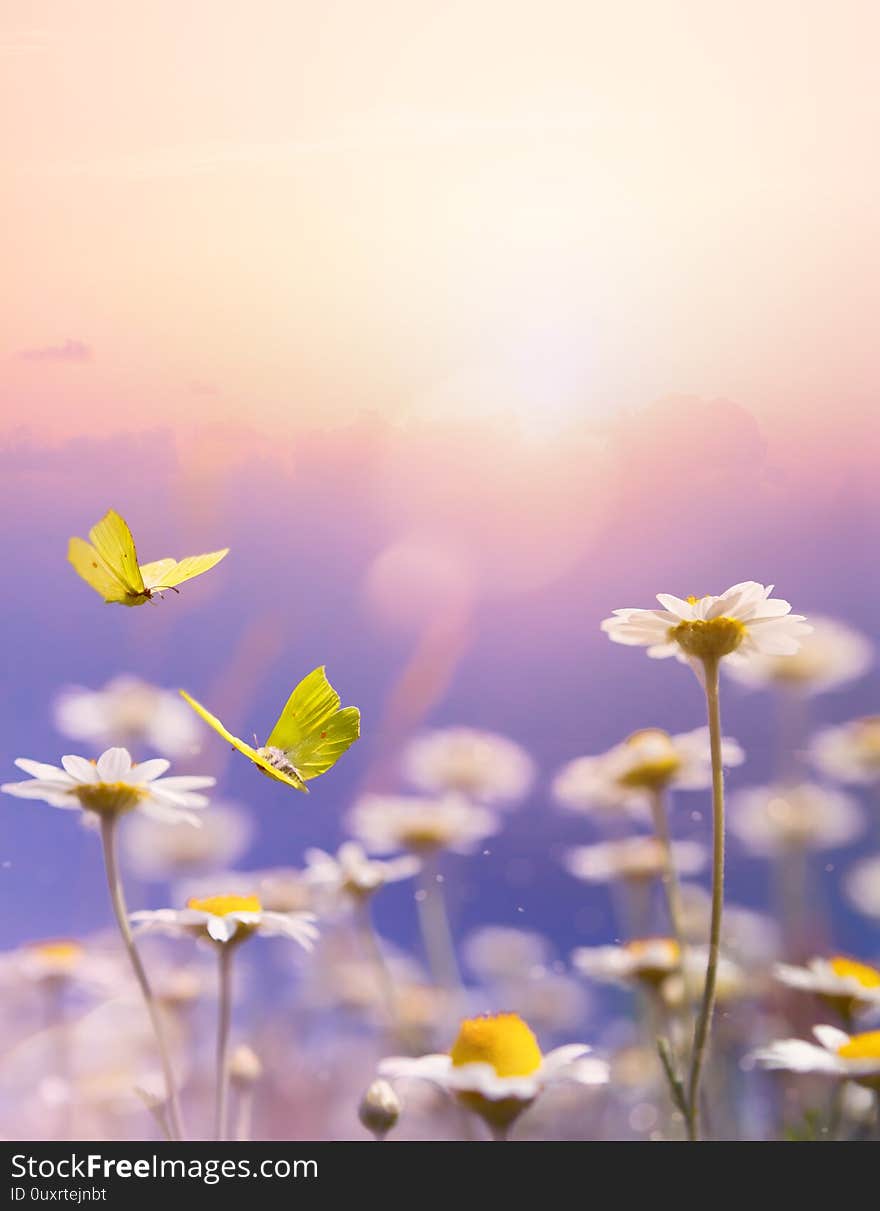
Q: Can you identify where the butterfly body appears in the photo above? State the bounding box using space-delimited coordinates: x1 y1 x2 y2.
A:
256 745 303 782
68 509 229 606
181 667 359 794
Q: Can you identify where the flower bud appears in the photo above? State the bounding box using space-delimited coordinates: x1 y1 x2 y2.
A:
358 1078 401 1139
229 1044 263 1085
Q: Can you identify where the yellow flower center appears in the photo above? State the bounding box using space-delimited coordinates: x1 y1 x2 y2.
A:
28 940 82 968
837 1031 880 1060
624 938 682 984
186 893 262 917
829 956 880 989
625 938 681 964
397 824 449 851
669 617 745 661
75 781 147 816
450 1013 542 1077
616 730 682 790
618 759 682 791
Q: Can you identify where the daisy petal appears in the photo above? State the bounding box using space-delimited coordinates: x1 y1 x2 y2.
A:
61 754 100 783
96 747 133 781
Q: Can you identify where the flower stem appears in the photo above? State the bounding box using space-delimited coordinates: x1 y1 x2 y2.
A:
357 900 401 1037
99 815 184 1141
235 1086 254 1142
214 946 233 1142
648 787 688 964
685 655 725 1142
416 856 461 991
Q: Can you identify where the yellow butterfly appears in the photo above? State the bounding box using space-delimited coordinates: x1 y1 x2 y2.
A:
180 667 360 792
69 509 229 606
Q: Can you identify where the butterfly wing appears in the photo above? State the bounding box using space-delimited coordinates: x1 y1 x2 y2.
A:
141 549 229 591
179 691 250 750
67 537 133 604
180 690 309 792
265 667 360 781
87 510 145 595
289 706 361 780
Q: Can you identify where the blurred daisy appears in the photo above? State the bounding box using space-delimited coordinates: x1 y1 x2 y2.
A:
53 676 202 757
572 938 682 987
755 1024 880 1088
303 841 420 907
122 802 252 881
380 1012 607 1136
178 867 315 914
486 973 590 1038
728 781 864 856
601 581 810 669
402 727 535 808
844 856 880 920
725 616 873 695
660 949 750 1008
679 884 781 966
462 927 550 983
563 836 706 884
348 793 499 855
553 727 744 816
775 956 880 1019
131 893 318 948
463 928 589 1034
2 747 214 824
0 938 122 997
810 717 880 786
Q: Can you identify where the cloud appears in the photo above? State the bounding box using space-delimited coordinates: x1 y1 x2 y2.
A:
14 339 93 364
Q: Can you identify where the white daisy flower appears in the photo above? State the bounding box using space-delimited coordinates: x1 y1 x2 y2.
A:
724 616 873 695
728 781 864 856
754 1024 880 1088
402 727 535 808
775 956 880 1017
2 747 214 824
348 793 500 855
601 581 810 670
53 675 203 757
572 938 683 987
122 802 253 881
379 1012 607 1135
131 893 318 948
844 856 880 920
553 727 744 817
562 836 706 884
810 717 880 786
303 841 421 906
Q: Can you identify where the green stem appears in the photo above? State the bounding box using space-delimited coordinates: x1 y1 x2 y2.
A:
214 946 233 1142
685 656 725 1141
99 815 184 1141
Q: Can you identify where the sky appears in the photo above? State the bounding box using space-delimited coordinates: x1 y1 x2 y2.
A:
1 2 879 963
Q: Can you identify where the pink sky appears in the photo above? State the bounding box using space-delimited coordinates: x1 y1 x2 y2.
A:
3 2 879 434
2 1 878 607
